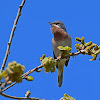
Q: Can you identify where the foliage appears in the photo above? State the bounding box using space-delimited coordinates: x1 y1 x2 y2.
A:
57 37 100 61
57 46 72 56
75 37 100 61
40 54 56 73
1 36 100 100
60 93 75 100
25 90 31 98
25 76 33 81
0 61 25 83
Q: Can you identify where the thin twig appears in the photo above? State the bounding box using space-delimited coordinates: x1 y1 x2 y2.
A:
56 49 86 61
0 0 26 74
1 76 10 90
0 92 43 100
22 65 43 78
2 82 16 92
69 50 86 56
2 65 43 92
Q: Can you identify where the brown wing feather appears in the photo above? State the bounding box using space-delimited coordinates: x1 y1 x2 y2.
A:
53 51 56 59
65 58 69 67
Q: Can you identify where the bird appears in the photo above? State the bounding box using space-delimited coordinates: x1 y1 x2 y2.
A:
49 21 72 87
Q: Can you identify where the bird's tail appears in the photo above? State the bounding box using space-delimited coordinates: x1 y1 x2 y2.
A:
58 62 64 87
58 70 63 87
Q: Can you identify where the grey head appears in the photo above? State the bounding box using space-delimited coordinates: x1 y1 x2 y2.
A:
49 21 67 32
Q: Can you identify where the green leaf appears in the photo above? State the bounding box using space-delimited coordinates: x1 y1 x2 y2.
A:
25 90 31 98
81 37 85 44
41 57 56 73
0 70 7 80
5 61 25 83
85 41 92 46
60 93 75 100
1 71 7 77
26 76 33 81
40 54 45 61
75 37 81 42
57 46 71 51
90 54 97 61
94 49 100 55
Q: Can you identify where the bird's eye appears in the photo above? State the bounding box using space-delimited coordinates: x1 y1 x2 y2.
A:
55 23 59 25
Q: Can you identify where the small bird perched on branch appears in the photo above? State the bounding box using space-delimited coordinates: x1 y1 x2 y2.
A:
49 21 72 87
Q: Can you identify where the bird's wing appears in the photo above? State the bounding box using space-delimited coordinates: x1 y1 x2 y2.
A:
65 57 70 67
53 51 57 59
53 51 58 68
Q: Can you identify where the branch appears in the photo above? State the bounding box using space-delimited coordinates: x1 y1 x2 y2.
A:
1 49 89 92
2 65 43 92
71 50 86 56
2 82 16 92
56 49 86 61
1 76 10 90
0 92 43 100
22 65 43 78
2 49 85 92
0 0 26 74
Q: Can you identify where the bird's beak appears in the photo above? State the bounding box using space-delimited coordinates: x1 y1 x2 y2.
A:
48 22 52 25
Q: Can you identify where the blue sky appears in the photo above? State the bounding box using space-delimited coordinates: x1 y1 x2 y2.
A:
0 0 100 100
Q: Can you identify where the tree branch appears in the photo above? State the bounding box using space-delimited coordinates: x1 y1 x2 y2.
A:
1 49 86 92
1 49 87 92
70 50 86 56
2 82 16 92
56 49 86 61
22 65 43 78
2 65 43 92
0 0 26 74
0 92 43 100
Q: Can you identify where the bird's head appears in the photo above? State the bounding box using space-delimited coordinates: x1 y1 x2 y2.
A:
49 21 66 32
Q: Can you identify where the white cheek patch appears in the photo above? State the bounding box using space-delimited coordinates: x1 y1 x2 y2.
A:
54 24 60 28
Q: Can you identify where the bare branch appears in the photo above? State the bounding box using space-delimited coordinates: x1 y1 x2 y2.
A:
22 65 43 78
0 92 43 100
56 49 86 61
70 50 86 56
2 82 16 92
1 76 10 90
0 0 26 74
